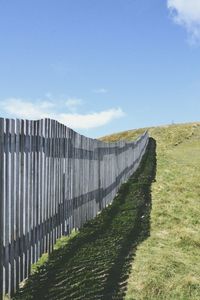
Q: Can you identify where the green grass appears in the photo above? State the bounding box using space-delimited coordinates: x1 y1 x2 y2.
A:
103 122 200 300
13 138 156 300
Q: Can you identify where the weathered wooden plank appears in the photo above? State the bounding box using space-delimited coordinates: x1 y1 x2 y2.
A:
67 127 71 234
70 129 73 230
23 120 28 280
31 121 35 264
4 119 10 294
46 121 50 245
41 120 44 256
9 119 15 296
53 120 57 243
62 124 64 233
27 120 31 275
44 119 48 253
46 119 50 254
50 120 54 251
18 119 23 282
38 120 41 259
38 120 43 259
36 121 40 262
30 120 34 265
0 118 4 300
14 120 20 292
61 124 65 236
49 119 53 253
57 122 59 235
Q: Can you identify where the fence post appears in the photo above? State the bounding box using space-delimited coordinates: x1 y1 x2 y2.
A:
0 119 4 300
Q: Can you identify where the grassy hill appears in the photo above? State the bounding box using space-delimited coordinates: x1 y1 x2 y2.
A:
101 122 200 300
13 122 200 300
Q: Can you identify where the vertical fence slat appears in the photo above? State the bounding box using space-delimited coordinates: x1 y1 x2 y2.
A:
24 120 28 280
15 120 20 291
0 118 4 300
46 119 50 254
39 120 43 261
32 121 35 264
44 119 48 253
10 119 15 296
26 120 31 276
56 121 59 238
29 120 33 266
36 120 40 262
4 119 10 294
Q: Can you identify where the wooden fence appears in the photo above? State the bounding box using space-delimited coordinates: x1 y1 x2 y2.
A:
0 118 149 299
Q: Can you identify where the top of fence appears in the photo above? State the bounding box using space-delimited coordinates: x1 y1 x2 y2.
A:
0 117 148 146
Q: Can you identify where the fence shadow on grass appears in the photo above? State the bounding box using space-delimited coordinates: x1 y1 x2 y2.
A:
103 138 157 299
13 138 157 300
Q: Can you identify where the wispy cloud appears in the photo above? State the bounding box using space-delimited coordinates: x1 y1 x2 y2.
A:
1 98 125 130
58 108 125 129
65 98 83 112
1 98 51 120
93 88 108 94
167 0 200 44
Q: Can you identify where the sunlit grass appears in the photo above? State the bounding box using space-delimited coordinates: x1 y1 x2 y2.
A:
108 122 200 300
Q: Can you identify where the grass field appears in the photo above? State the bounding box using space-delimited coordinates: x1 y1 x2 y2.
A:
103 122 200 300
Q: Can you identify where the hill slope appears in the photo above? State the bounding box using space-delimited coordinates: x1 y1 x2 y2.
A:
101 122 200 300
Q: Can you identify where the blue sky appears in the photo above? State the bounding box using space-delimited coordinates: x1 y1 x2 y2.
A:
0 0 200 137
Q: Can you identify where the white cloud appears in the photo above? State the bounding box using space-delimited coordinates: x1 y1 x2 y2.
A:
167 0 200 43
40 101 55 109
58 108 125 129
65 98 83 112
93 88 108 94
1 98 125 130
1 98 51 120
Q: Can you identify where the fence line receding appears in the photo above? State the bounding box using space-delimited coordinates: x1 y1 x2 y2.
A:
0 118 149 298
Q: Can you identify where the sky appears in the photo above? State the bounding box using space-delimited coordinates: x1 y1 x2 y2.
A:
0 0 200 138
